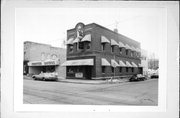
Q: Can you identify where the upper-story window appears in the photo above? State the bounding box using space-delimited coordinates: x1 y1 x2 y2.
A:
126 50 128 55
119 48 122 54
126 67 128 72
102 43 106 51
69 45 73 52
102 66 105 74
67 37 74 53
101 36 110 52
111 67 114 73
119 67 122 73
78 42 84 49
86 42 91 49
111 46 115 53
131 51 133 57
110 39 118 53
79 34 91 50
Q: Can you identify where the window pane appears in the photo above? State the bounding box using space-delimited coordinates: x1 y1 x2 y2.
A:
102 66 105 73
86 42 91 49
79 42 84 49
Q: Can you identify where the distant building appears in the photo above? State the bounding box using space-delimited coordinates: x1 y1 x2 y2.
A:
62 22 142 79
148 59 159 70
141 49 148 75
23 41 66 79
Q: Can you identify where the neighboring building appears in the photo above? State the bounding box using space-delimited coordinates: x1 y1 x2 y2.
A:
62 22 142 79
23 41 66 79
148 59 159 70
141 49 148 75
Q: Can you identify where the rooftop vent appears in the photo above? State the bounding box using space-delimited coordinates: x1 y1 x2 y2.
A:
114 28 118 33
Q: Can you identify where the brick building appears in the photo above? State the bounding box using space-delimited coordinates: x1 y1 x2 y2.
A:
62 22 142 79
23 41 66 79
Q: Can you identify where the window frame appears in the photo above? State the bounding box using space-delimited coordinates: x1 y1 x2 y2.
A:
86 41 91 50
119 47 122 54
111 46 115 53
102 66 106 74
119 67 122 73
126 49 128 55
126 67 128 72
111 67 115 73
101 43 106 51
78 42 84 50
132 67 134 72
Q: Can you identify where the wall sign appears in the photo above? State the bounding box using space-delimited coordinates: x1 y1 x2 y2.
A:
75 73 83 78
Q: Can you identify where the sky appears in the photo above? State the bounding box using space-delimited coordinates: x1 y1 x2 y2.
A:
15 8 165 58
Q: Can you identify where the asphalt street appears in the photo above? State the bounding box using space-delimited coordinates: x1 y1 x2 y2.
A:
23 78 158 105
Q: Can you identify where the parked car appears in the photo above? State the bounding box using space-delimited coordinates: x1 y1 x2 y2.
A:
32 72 58 81
129 74 147 82
151 69 159 79
151 73 159 78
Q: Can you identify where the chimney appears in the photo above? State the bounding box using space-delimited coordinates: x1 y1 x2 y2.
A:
114 28 118 33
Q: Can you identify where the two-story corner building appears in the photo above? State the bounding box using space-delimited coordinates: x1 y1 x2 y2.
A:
62 22 142 80
23 41 66 79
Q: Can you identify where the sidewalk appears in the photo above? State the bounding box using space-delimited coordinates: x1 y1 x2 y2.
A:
23 75 129 84
58 78 129 84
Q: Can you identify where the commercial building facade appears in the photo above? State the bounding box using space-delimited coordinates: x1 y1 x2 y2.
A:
62 22 142 79
23 41 66 79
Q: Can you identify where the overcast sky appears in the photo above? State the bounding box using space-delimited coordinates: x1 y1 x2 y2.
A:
15 8 165 58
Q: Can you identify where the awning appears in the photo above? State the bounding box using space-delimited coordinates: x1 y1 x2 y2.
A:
28 60 60 66
61 59 94 66
136 48 141 52
101 36 110 43
66 37 74 45
119 60 126 67
138 63 143 67
125 44 132 50
101 58 111 66
81 34 91 42
73 37 80 43
119 42 125 48
111 39 119 46
125 61 132 67
111 59 119 67
131 62 138 67
131 46 137 51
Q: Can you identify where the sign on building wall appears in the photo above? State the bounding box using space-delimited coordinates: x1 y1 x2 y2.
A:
75 73 83 78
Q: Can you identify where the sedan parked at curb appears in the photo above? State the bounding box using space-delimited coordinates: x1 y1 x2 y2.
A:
32 72 58 81
129 74 147 82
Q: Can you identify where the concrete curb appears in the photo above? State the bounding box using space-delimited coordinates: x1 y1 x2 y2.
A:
57 79 129 85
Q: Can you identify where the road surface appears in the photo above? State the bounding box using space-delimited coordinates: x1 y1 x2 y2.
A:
24 79 158 105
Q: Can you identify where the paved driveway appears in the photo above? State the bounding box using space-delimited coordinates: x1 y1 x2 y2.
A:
23 78 158 105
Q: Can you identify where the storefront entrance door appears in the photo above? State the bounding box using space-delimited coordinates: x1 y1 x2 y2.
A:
85 66 92 79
